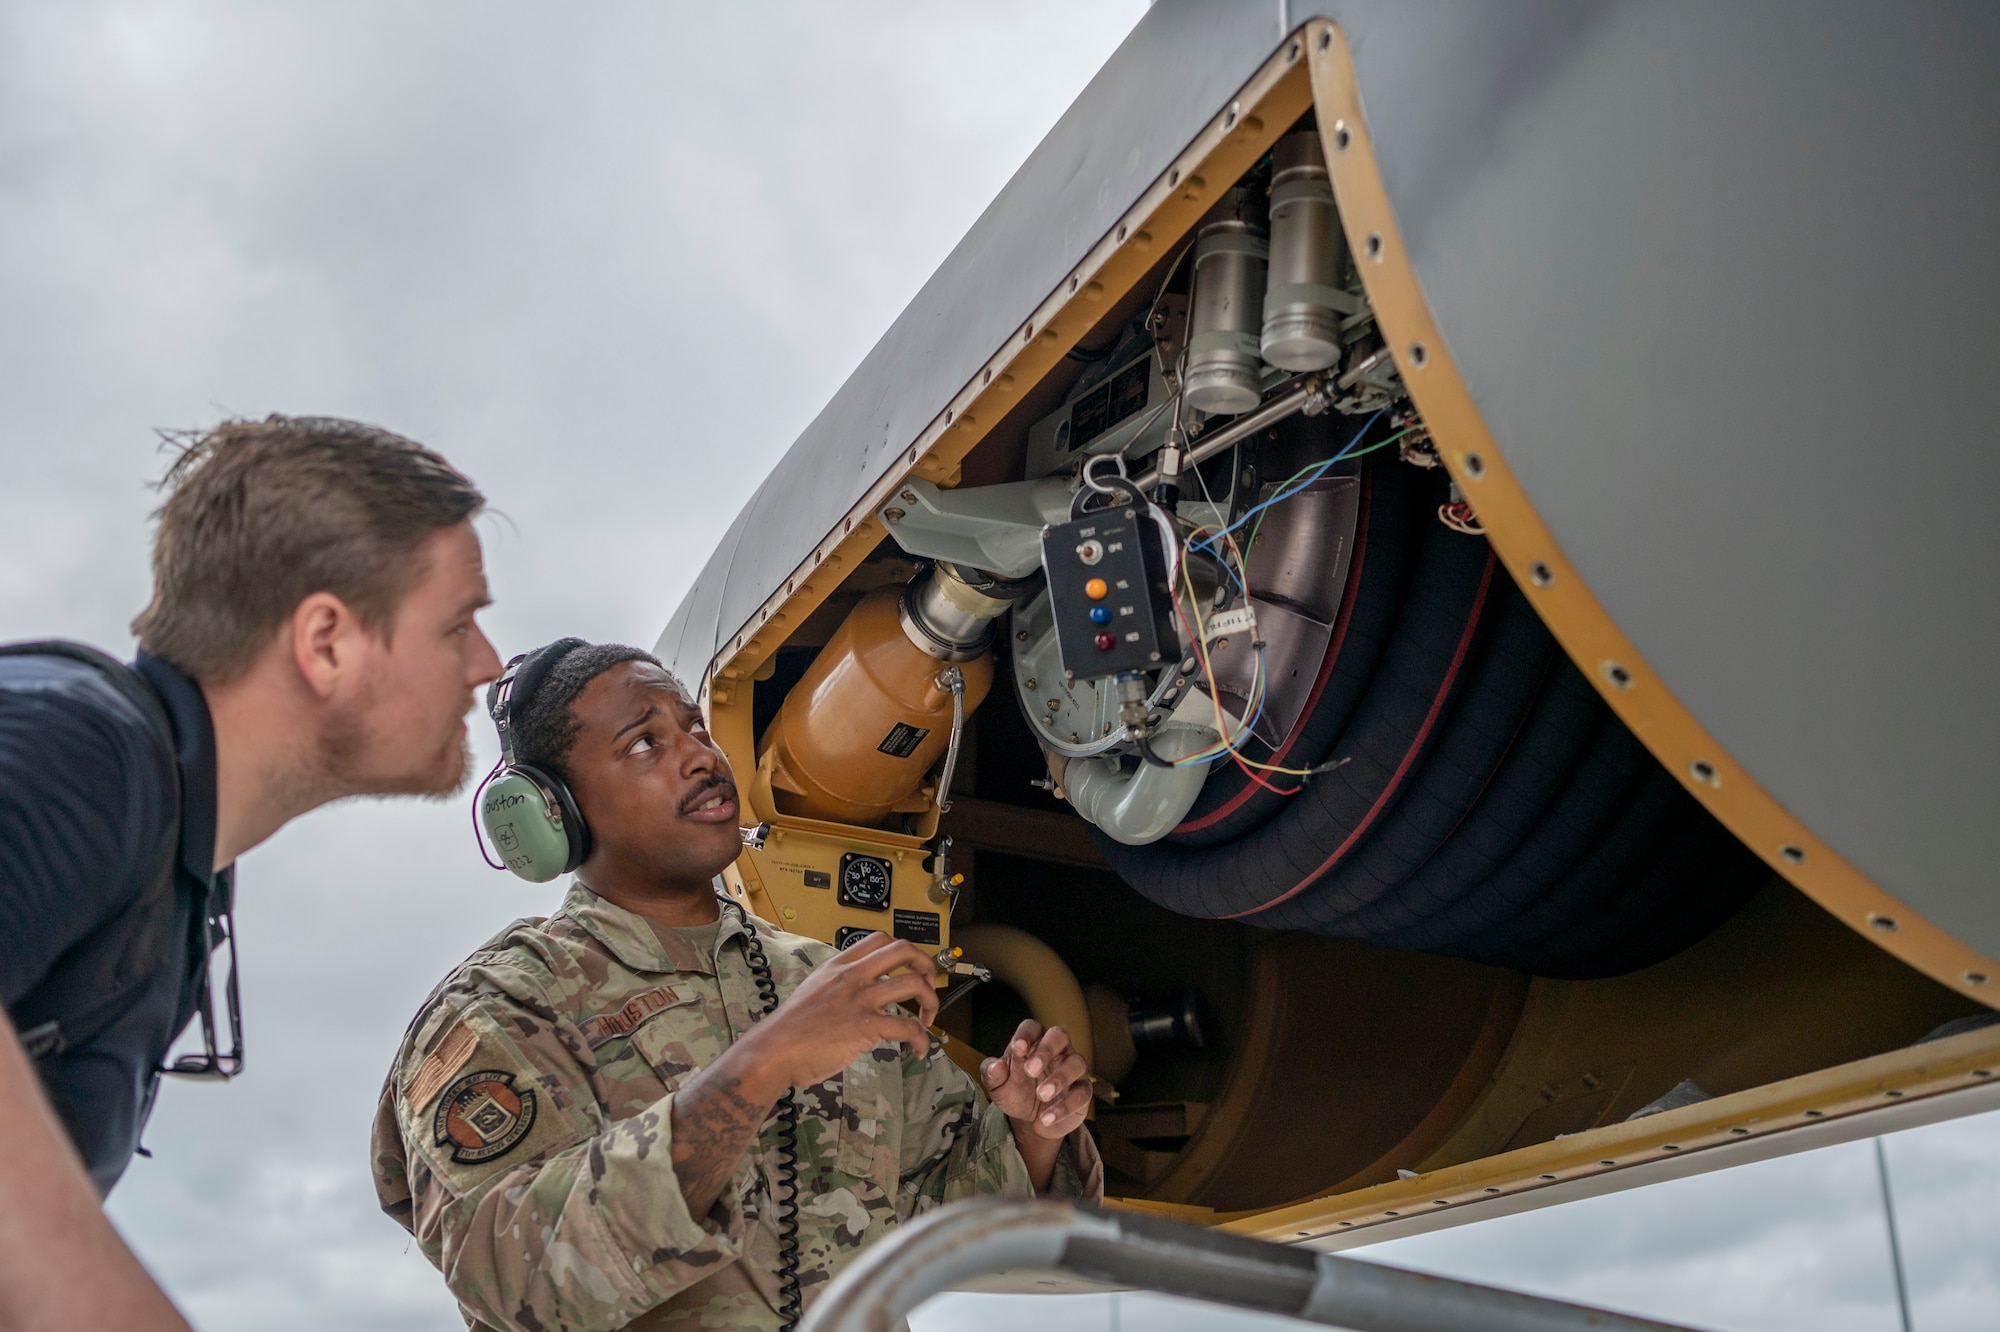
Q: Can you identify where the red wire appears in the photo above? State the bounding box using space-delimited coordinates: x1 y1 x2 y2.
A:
1167 566 1301 798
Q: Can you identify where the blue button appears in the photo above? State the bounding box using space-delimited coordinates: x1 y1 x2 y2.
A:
1089 606 1111 625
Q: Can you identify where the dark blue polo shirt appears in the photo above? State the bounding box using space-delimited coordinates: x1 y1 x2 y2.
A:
0 648 224 1194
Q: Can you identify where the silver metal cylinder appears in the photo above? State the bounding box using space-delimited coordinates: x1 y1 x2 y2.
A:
898 562 1028 662
1261 130 1349 371
1183 187 1268 414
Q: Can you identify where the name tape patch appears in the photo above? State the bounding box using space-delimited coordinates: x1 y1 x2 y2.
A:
580 984 697 1049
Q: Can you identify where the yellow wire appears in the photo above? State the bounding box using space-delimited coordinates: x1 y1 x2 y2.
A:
1170 525 1319 776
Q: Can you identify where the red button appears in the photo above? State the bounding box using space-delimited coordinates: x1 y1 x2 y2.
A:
1094 631 1116 651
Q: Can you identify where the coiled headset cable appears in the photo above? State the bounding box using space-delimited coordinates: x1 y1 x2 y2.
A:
726 899 803 1330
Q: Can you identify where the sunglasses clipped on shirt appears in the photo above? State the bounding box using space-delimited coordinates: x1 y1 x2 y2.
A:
161 876 244 1082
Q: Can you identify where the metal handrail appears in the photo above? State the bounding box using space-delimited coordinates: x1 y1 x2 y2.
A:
801 1199 1711 1332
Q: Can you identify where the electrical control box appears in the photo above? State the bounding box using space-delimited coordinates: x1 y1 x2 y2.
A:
1041 505 1178 681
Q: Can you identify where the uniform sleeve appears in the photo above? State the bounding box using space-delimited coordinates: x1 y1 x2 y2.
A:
375 983 753 1332
0 663 173 1006
892 1045 1105 1215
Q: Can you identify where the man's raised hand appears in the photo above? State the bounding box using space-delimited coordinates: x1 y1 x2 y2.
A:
980 1019 1090 1139
737 932 939 1094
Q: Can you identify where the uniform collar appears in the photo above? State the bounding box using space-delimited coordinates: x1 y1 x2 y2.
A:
558 882 747 977
131 649 221 891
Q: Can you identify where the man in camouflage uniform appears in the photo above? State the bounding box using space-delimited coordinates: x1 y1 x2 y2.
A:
372 642 1101 1331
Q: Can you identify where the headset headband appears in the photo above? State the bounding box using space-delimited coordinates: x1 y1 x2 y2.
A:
488 637 589 767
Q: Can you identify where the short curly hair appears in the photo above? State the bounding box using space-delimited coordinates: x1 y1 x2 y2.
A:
510 642 683 781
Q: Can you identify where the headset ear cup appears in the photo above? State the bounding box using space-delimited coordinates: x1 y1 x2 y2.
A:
528 764 592 873
478 765 589 881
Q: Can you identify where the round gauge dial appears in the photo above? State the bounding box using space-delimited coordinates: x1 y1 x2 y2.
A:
837 854 893 911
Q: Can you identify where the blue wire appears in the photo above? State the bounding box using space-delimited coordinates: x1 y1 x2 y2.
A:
1175 643 1273 767
1192 410 1383 561
1176 416 1384 768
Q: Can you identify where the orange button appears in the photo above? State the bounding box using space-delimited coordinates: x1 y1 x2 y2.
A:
1084 577 1108 600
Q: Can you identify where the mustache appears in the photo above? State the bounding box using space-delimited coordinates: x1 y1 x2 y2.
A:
678 774 737 815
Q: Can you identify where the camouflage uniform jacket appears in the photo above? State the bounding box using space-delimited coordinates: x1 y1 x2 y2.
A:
371 884 1103 1331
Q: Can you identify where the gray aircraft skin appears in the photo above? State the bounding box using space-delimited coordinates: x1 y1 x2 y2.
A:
659 2 1999 995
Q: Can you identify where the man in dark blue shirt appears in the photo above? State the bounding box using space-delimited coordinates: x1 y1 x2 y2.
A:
0 415 502 1330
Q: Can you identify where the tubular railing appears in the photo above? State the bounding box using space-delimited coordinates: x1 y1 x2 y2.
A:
801 1199 1710 1332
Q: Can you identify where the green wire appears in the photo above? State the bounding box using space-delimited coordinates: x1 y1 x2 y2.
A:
1240 425 1421 560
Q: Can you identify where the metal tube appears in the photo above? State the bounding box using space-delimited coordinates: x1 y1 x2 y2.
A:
1132 383 1314 491
800 1200 1712 1332
933 666 966 814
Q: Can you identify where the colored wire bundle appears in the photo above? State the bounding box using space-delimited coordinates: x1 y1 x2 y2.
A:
1157 415 1427 795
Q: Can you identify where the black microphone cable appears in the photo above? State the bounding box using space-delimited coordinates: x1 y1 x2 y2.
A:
726 899 803 1330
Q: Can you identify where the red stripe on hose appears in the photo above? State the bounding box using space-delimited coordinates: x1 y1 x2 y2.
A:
1220 548 1498 920
1174 468 1375 834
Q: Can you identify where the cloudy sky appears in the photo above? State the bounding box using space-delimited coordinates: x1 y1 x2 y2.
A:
1 4 1993 1330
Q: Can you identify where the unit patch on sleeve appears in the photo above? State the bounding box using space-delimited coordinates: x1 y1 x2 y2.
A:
433 1070 538 1165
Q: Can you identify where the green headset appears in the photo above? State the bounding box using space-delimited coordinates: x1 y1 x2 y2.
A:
475 638 593 882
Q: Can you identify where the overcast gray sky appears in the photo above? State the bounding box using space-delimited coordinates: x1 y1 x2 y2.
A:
1 5 1993 1331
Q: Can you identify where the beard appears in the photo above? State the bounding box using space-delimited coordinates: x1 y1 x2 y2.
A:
318 689 475 801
